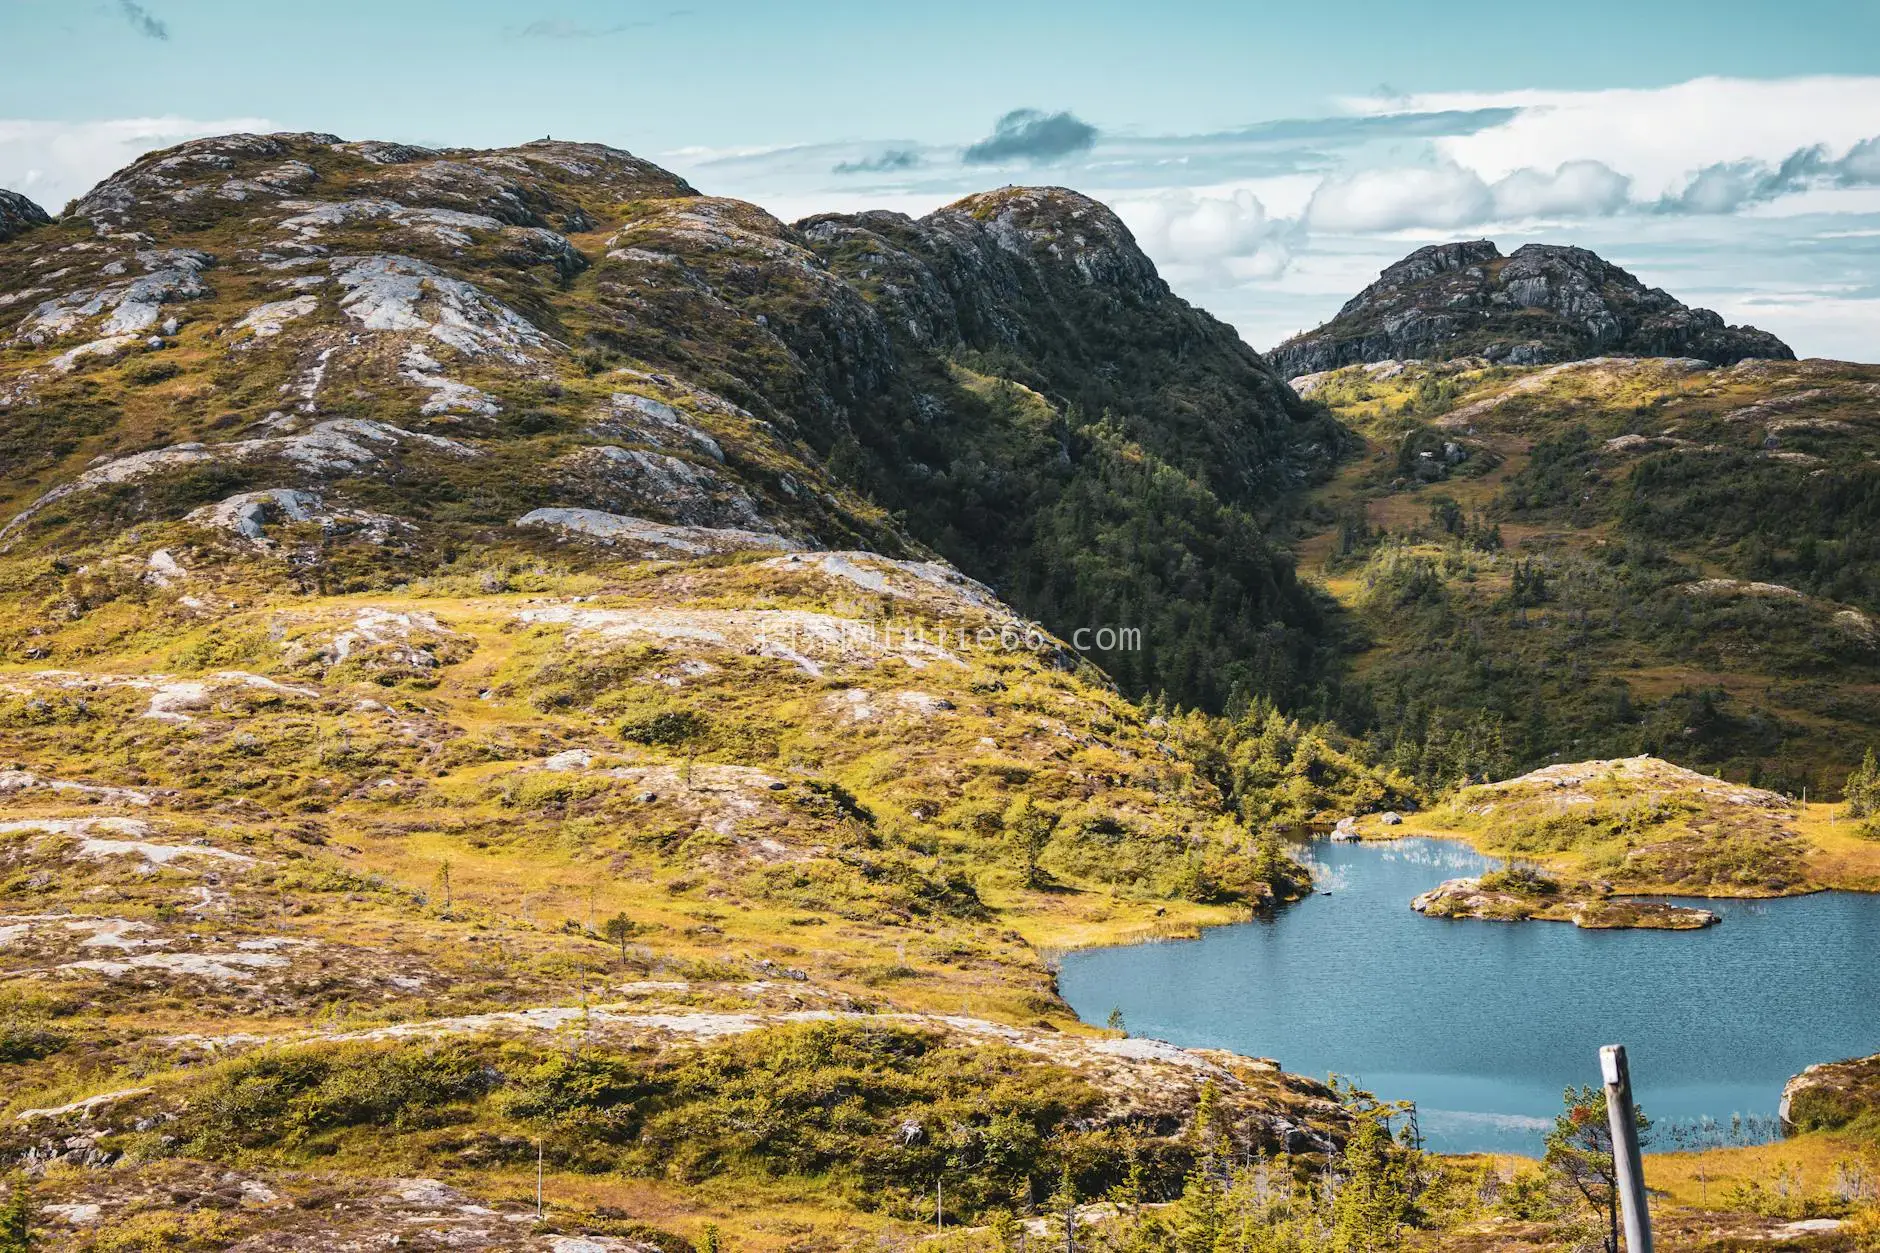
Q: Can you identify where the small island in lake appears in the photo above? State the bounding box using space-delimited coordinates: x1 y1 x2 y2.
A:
1411 866 1720 929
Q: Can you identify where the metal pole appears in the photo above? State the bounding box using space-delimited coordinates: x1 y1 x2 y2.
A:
1600 1045 1653 1253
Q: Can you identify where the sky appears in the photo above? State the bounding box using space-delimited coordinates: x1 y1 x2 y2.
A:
3 0 1880 360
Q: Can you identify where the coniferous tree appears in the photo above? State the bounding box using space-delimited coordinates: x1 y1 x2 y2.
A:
1846 747 1880 823
0 1174 31 1253
1331 1110 1410 1251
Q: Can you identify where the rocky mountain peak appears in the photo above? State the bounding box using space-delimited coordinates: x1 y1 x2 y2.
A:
1365 239 1501 295
930 185 1162 291
1275 238 1793 379
0 188 52 243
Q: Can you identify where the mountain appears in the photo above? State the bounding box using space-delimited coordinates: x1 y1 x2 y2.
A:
0 133 1363 1245
1269 239 1794 378
0 133 1339 713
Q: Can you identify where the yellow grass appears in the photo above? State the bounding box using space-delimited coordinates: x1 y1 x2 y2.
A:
1646 1130 1880 1210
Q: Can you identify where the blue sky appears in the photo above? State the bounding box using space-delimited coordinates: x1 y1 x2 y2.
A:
4 0 1880 359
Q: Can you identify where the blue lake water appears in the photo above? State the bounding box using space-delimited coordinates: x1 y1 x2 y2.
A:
1057 837 1880 1154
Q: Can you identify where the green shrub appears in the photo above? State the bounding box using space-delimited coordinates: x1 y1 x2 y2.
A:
618 710 710 747
0 997 66 1065
1478 866 1559 898
177 1041 497 1155
160 1024 1136 1223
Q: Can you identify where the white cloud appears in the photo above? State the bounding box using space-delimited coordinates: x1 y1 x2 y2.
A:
0 116 271 214
1349 77 1880 200
1490 160 1631 219
1114 188 1295 279
1304 163 1492 233
1292 158 1648 238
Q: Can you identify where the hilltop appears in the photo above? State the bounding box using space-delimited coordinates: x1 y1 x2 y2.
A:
0 189 52 243
1269 240 1793 378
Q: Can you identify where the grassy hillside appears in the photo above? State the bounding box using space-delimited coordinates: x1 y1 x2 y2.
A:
0 132 1371 1249
1291 356 1880 799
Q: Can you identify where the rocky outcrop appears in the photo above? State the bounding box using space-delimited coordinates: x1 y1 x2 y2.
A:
1270 240 1793 377
1463 754 1795 813
0 189 52 243
1780 1052 1880 1132
800 187 1330 504
516 507 801 556
3 419 475 538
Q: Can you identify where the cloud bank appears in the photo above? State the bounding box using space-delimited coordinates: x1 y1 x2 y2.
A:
1304 159 1634 233
1658 138 1880 213
0 116 273 213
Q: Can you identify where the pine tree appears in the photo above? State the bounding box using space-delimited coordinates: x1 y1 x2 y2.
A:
1191 1078 1228 1155
1172 1154 1225 1253
1006 797 1061 889
988 1208 1023 1252
1846 747 1880 821
0 1174 31 1253
601 912 634 964
1331 1110 1409 1251
1050 1159 1080 1252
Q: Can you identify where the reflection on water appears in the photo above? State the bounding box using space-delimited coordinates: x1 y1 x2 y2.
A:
1058 837 1880 1154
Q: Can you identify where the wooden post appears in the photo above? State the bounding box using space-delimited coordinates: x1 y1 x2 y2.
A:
535 1137 544 1219
1600 1045 1653 1253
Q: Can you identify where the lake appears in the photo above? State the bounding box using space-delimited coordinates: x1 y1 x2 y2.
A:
1057 837 1880 1154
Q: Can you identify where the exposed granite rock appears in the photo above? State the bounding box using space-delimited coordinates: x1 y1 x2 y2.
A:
1270 240 1793 377
516 507 800 556
552 445 768 530
185 488 409 546
3 420 473 538
1464 754 1795 812
0 188 52 243
9 247 213 346
66 133 687 236
329 253 551 362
